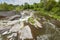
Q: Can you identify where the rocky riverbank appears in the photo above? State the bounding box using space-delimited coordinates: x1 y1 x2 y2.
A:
0 10 60 40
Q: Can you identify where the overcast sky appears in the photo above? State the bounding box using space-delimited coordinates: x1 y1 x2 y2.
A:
0 0 40 5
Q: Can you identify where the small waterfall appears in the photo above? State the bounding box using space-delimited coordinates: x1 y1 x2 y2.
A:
19 10 33 21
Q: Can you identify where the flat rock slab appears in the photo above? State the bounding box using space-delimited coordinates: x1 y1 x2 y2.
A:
20 25 33 39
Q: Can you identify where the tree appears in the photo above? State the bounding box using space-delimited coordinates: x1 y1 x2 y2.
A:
44 0 56 11
23 3 30 9
0 2 8 11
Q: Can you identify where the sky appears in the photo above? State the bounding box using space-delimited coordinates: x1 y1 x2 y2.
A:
0 0 40 5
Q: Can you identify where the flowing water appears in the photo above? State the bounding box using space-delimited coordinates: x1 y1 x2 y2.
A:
0 10 60 40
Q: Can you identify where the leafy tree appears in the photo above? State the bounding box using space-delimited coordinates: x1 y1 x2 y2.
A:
0 2 8 11
44 0 56 11
23 3 30 9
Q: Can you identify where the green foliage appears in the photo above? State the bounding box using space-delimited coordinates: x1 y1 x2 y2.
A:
44 0 56 11
16 6 20 11
23 3 30 9
0 3 14 11
28 17 35 24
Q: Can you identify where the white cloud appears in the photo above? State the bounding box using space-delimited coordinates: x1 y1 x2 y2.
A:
0 0 40 5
